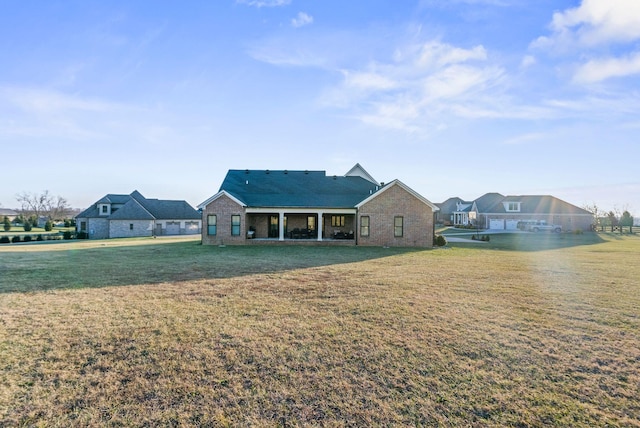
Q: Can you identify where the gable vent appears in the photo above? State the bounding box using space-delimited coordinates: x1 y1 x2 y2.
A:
265 169 270 174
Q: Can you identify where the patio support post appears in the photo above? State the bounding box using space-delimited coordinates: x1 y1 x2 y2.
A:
317 211 323 241
279 211 285 241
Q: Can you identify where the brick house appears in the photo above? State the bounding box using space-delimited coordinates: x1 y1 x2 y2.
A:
198 164 439 247
75 190 201 239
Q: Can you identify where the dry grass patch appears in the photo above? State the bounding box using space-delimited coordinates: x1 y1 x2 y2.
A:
1 234 639 426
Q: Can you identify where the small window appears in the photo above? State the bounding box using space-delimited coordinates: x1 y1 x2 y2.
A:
360 216 370 237
394 216 403 237
101 205 108 213
307 216 316 231
129 223 134 231
231 215 241 236
80 221 87 231
207 215 217 236
331 215 345 227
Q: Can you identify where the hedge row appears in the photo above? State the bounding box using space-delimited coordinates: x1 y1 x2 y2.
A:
0 231 79 244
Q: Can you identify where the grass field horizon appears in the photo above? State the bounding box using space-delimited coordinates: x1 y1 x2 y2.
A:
1 233 639 426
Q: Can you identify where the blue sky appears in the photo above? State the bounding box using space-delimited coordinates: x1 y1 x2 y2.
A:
1 0 639 215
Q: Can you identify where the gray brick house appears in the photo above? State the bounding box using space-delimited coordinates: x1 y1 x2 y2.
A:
76 190 201 239
198 164 439 247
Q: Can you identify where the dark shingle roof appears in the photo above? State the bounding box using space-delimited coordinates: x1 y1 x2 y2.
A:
474 193 506 212
76 191 200 220
220 169 380 208
485 195 592 215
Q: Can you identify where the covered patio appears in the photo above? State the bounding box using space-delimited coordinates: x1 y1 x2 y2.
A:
245 208 356 242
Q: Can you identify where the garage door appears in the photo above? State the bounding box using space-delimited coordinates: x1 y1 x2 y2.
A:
506 220 519 230
166 222 181 235
489 219 504 230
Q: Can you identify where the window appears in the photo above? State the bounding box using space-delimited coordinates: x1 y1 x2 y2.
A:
394 216 403 237
331 215 345 227
101 205 108 213
506 202 521 212
231 215 241 236
80 221 87 231
129 223 134 230
360 216 370 237
307 216 315 231
207 215 217 236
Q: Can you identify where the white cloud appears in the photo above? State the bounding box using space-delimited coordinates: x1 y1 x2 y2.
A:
532 0 640 51
292 12 313 28
321 40 508 131
236 0 291 7
531 1 640 84
520 55 536 68
573 51 640 83
1 86 119 114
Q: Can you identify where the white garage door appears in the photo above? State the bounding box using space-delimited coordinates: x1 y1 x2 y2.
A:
166 222 181 235
489 219 505 230
506 220 519 230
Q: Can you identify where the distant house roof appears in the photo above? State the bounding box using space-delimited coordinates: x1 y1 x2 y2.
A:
209 169 382 209
485 195 592 215
436 197 465 214
76 191 200 220
0 208 18 217
473 193 506 212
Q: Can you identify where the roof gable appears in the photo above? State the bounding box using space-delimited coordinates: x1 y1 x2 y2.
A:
356 179 439 211
344 163 378 184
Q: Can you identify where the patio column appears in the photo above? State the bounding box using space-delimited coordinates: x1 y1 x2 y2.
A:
317 211 323 241
279 211 285 241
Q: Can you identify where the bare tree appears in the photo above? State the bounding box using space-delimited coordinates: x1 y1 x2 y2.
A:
15 190 72 221
582 202 601 231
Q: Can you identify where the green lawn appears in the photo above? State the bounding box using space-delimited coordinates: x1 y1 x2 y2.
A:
1 233 639 426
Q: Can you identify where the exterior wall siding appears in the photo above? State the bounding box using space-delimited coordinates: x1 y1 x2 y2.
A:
357 185 434 247
109 220 153 238
201 195 246 245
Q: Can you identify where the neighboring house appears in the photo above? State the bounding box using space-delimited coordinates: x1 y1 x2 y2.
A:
75 190 201 239
0 208 18 221
437 193 593 231
198 164 439 247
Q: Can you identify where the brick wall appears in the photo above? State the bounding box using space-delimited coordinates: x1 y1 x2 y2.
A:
201 194 246 245
85 218 109 239
357 184 434 247
109 220 153 238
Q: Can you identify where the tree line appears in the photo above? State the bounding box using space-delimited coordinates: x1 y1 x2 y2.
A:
1 190 74 232
583 203 635 233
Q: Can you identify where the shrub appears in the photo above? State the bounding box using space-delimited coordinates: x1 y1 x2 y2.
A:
23 221 32 232
434 235 447 247
12 236 21 243
77 231 88 239
44 220 53 231
0 236 10 244
63 231 73 240
3 216 10 232
37 234 44 241
23 235 32 242
574 229 584 235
